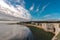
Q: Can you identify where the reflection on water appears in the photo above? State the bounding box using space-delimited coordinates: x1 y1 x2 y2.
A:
0 23 33 40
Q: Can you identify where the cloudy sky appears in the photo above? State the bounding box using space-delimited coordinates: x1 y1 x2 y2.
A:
4 0 60 20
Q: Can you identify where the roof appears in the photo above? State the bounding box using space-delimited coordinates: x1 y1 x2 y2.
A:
23 21 60 23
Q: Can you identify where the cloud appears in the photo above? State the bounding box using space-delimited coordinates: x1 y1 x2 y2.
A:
16 0 20 2
36 6 40 12
39 3 50 14
5 0 25 7
29 4 34 11
19 0 25 8
36 8 39 12
0 0 32 20
44 14 51 18
44 13 58 18
42 13 60 20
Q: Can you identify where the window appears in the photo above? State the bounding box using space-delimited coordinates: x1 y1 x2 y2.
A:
59 24 60 28
46 23 55 32
39 23 42 26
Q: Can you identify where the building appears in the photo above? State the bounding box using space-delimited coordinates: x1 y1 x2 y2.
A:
20 21 60 40
20 21 60 34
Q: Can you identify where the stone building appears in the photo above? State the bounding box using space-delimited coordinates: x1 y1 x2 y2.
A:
22 21 60 34
20 21 60 40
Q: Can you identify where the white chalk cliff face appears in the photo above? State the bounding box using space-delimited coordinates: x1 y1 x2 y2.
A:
0 0 31 21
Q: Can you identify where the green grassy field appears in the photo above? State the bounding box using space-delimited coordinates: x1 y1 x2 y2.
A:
27 26 55 40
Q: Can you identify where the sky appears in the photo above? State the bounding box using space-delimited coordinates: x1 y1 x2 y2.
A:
3 0 60 21
23 0 60 20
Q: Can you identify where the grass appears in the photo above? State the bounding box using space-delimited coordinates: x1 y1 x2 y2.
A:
27 26 55 40
56 32 60 40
